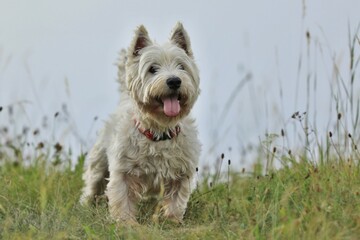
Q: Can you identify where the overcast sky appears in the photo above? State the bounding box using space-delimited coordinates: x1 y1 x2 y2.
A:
1 1 359 167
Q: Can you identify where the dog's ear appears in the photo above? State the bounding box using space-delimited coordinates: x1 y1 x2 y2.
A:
170 22 193 57
130 25 152 57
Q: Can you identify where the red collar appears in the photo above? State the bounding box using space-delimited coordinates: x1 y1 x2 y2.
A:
134 119 181 141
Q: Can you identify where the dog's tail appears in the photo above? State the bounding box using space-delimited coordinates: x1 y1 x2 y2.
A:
117 49 127 93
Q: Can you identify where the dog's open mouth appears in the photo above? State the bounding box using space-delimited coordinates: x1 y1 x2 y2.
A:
156 94 182 117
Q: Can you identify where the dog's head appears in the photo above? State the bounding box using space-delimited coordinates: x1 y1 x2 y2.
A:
125 22 200 127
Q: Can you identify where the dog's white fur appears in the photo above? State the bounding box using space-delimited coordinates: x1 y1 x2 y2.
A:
80 22 201 223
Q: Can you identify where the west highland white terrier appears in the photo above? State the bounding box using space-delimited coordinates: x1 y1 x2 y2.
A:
80 22 201 224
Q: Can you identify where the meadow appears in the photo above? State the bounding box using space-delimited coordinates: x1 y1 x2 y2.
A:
1 28 360 240
1 131 360 239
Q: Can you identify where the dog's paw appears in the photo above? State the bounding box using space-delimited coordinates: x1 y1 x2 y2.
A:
79 194 93 206
116 217 140 227
164 215 183 225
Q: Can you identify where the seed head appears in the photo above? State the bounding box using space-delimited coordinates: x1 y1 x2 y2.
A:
37 142 44 149
33 129 40 136
54 142 62 153
329 131 333 138
337 113 342 120
291 111 299 119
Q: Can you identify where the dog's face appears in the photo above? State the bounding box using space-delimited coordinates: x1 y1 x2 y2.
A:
126 23 200 127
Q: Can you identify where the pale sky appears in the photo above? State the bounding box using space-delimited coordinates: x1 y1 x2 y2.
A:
1 0 359 167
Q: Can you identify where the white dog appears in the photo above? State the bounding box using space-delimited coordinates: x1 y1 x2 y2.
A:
80 22 201 224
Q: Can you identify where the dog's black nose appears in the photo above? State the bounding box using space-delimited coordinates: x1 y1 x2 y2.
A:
166 77 182 90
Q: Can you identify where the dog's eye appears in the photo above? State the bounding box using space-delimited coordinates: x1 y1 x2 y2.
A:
178 64 185 70
149 66 158 74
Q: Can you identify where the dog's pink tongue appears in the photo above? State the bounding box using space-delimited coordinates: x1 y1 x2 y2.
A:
162 96 180 117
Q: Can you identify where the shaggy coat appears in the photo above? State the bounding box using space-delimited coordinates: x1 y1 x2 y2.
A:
80 22 201 224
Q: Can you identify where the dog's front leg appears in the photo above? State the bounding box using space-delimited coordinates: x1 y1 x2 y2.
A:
106 172 141 225
162 176 191 223
79 142 108 206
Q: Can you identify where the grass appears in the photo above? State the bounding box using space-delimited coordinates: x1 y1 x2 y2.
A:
1 143 360 239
